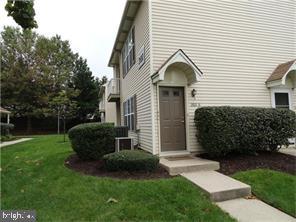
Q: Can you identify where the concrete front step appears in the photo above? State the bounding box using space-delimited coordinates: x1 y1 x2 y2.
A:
181 171 251 202
160 156 220 176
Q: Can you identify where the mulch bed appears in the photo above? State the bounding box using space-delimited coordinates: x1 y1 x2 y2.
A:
200 151 296 175
65 154 172 180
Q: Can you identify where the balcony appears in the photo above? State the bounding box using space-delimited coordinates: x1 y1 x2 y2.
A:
107 78 120 102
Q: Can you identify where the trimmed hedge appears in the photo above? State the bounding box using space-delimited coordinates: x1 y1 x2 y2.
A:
103 150 159 172
194 106 296 157
68 122 115 160
0 122 14 136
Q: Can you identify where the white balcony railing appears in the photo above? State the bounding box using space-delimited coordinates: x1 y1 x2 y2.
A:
107 78 120 101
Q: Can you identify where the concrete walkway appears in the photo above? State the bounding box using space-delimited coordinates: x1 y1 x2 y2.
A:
217 198 296 222
182 171 251 202
279 146 296 157
160 155 295 221
0 138 33 148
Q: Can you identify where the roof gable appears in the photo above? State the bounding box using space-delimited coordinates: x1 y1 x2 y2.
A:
267 59 295 82
266 59 296 87
151 49 203 85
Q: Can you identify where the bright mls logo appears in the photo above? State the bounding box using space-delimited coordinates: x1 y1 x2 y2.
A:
138 45 145 69
1 210 36 222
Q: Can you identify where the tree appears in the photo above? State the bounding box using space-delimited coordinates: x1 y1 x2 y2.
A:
1 26 102 133
98 76 108 86
49 89 78 141
1 27 44 132
94 76 108 121
1 26 76 133
70 57 100 121
35 35 76 104
5 0 38 29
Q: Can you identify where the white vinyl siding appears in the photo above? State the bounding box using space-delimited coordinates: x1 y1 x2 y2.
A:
119 1 153 153
150 0 296 153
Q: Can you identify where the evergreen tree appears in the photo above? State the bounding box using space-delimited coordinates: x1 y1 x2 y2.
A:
71 57 99 120
5 0 38 29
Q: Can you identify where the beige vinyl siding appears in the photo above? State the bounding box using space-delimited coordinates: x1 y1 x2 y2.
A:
119 1 153 153
294 90 296 111
104 88 117 124
151 0 296 152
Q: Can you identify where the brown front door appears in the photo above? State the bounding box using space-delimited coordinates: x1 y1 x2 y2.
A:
159 87 186 151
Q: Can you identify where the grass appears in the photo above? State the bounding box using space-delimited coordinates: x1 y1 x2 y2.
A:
233 169 296 217
1 135 235 221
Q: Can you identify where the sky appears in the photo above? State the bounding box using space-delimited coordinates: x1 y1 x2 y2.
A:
0 0 126 79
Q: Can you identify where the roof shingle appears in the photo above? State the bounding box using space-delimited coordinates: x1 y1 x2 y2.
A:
266 59 296 82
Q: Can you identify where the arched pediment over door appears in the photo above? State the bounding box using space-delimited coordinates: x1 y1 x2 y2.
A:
266 59 296 88
151 49 203 85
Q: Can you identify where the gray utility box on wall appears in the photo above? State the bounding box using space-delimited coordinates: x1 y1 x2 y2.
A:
115 137 134 152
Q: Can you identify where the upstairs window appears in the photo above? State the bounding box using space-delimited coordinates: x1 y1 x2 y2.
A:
122 27 135 77
123 95 137 131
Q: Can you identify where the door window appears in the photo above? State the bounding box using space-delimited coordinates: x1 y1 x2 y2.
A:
173 91 180 97
162 90 169 97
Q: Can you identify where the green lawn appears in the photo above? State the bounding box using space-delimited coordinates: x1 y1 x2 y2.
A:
233 169 296 217
1 135 235 221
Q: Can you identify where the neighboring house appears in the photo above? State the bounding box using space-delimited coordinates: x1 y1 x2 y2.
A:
99 84 118 124
106 0 296 156
0 107 11 124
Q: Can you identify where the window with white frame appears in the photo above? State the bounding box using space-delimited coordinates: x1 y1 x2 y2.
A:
123 95 136 131
271 89 292 110
122 27 135 77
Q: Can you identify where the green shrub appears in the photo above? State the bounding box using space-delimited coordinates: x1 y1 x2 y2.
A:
194 106 296 157
103 150 159 172
68 122 115 160
0 122 14 136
